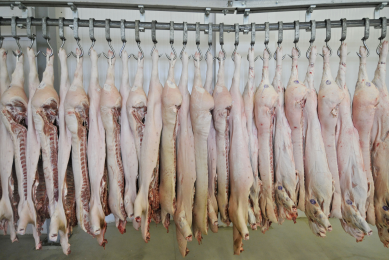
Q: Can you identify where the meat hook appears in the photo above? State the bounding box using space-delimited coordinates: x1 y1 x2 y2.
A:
150 20 163 57
231 23 240 61
273 22 286 60
306 20 316 59
192 22 203 61
103 19 116 60
41 17 54 59
69 18 84 58
357 18 370 58
376 17 387 56
0 17 4 53
119 19 127 58
247 23 260 61
258 22 272 61
129 20 144 60
288 20 301 58
337 19 347 57
216 23 226 61
26 17 39 57
88 18 101 58
165 21 177 60
11 16 23 60
58 17 71 57
319 19 332 57
204 23 212 61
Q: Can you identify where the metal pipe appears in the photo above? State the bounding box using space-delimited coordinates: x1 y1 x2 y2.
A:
0 18 387 32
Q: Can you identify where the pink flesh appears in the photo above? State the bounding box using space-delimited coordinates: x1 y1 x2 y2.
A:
318 46 344 219
272 47 299 224
303 46 333 237
254 49 278 233
229 53 253 255
100 51 127 234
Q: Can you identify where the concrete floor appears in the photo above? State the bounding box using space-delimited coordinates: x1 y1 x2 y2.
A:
0 218 387 259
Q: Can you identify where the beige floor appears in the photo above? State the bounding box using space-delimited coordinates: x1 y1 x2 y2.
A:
0 218 387 259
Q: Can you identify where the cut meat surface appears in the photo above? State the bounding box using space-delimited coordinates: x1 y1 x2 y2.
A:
284 47 307 212
213 51 232 226
160 53 182 231
64 49 91 235
371 41 389 247
352 46 378 226
204 52 218 234
303 46 334 237
190 52 214 244
133 49 163 242
243 48 261 230
174 51 196 256
100 51 127 234
272 47 299 224
254 49 278 233
228 52 253 255
124 52 146 231
318 46 344 219
88 49 109 247
336 43 372 242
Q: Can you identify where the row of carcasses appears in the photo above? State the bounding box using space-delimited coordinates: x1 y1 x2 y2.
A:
0 40 388 257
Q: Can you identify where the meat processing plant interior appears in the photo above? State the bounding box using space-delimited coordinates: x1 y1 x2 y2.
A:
0 0 389 259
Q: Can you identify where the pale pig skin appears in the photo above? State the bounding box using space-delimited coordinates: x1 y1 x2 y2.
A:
229 53 254 255
243 48 262 229
88 49 109 247
100 51 127 234
160 53 182 231
303 46 334 237
318 46 344 219
284 47 307 212
336 43 372 241
190 52 214 244
352 46 378 226
371 41 389 247
272 47 299 224
174 52 196 257
254 49 278 233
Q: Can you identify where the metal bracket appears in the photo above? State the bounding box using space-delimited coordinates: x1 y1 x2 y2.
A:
139 5 145 32
306 5 316 23
68 3 78 19
10 2 28 28
374 2 387 19
222 9 229 15
227 1 246 7
243 9 250 34
204 8 211 34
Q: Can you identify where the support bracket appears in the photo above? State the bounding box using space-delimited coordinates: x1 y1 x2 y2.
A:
204 8 211 34
227 1 246 8
10 2 28 28
68 2 78 19
243 9 250 34
139 5 145 32
305 5 316 22
374 2 387 19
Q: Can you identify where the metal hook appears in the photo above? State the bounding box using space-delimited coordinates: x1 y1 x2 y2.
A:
247 23 260 61
319 19 332 57
119 19 127 58
11 17 23 59
150 20 162 57
69 18 84 58
337 18 347 57
26 16 39 56
274 22 286 60
58 17 71 57
204 23 212 61
165 22 177 60
103 19 115 59
70 39 84 58
258 22 272 60
216 23 226 61
41 17 53 59
377 17 387 56
88 19 101 58
192 22 203 61
0 17 5 53
288 21 301 58
129 20 144 60
231 23 239 61
306 20 316 59
357 18 370 58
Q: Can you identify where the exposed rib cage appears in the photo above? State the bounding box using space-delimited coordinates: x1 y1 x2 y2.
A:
63 161 77 233
32 158 49 235
9 164 19 229
100 167 110 216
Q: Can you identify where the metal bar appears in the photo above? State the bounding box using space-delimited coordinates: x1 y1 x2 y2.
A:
0 0 386 14
0 17 388 32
